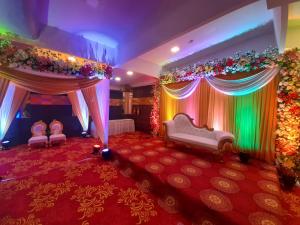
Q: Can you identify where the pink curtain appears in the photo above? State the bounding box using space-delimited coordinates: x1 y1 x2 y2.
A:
0 83 28 141
82 79 110 146
68 90 89 132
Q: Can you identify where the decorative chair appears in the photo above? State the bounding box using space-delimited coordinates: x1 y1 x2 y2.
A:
28 120 48 148
49 120 66 146
163 113 234 161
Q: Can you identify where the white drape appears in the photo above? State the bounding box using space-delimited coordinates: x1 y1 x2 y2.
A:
82 79 110 145
0 83 27 141
162 67 279 98
205 67 279 96
162 78 201 99
68 90 89 132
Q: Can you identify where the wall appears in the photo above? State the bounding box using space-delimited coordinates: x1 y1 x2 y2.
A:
286 25 300 49
109 90 124 120
131 85 154 133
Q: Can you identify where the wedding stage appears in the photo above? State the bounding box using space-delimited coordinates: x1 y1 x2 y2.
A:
0 1 300 225
1 132 299 225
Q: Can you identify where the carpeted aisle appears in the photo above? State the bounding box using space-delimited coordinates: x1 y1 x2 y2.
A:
0 132 299 225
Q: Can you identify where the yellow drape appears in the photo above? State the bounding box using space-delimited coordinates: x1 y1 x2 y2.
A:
160 76 279 162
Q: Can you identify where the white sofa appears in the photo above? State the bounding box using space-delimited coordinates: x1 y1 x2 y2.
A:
163 113 234 160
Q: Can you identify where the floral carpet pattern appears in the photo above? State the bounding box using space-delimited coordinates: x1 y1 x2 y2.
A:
0 132 299 225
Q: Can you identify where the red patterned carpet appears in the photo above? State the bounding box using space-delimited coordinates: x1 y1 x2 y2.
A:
0 132 300 225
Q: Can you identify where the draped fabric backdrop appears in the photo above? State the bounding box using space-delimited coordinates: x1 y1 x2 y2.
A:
0 77 9 108
82 79 110 145
0 67 100 95
160 71 279 162
0 66 110 145
68 90 89 132
0 83 28 141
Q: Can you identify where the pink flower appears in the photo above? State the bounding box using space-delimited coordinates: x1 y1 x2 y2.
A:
80 64 93 77
226 58 234 67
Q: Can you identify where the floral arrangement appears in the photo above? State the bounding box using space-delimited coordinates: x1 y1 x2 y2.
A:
0 38 113 79
275 48 300 176
150 81 160 136
160 48 278 84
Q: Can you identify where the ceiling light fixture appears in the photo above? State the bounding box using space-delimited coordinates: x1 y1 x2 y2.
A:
127 71 133 76
68 56 76 62
115 77 121 81
170 46 180 53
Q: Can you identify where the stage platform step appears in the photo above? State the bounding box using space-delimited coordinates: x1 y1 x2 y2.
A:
108 132 292 225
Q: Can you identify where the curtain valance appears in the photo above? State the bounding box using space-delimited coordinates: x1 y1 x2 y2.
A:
162 78 201 99
0 66 100 95
163 67 279 98
205 67 279 96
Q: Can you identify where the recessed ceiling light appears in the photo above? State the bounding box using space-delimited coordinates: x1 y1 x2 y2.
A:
127 71 133 76
170 46 180 53
68 56 76 62
115 77 121 81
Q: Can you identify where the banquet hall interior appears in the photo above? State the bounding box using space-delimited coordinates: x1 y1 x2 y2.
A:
0 0 300 225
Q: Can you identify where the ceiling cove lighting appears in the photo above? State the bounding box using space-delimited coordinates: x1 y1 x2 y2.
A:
127 71 134 76
115 77 121 81
170 46 180 53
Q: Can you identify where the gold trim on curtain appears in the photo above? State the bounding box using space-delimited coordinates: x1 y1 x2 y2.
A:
0 66 100 95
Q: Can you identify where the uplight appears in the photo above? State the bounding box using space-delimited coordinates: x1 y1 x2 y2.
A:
170 46 180 53
115 77 121 81
68 56 76 62
127 71 133 76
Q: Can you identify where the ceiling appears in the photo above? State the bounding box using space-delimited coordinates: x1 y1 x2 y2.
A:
139 0 273 66
0 0 296 88
110 68 157 90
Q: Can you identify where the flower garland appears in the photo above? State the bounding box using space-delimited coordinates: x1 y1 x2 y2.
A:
0 37 112 79
275 48 300 175
160 48 278 84
150 81 160 136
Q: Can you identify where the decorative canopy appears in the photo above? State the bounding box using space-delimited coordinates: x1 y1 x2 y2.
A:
0 66 100 95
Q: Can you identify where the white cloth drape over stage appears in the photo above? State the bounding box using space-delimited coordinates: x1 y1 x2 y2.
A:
162 67 279 98
0 83 27 140
68 90 89 132
162 78 201 99
205 67 279 96
82 79 110 145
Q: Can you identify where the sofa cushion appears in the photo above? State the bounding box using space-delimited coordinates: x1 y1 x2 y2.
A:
50 134 66 142
169 133 218 150
28 136 48 145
